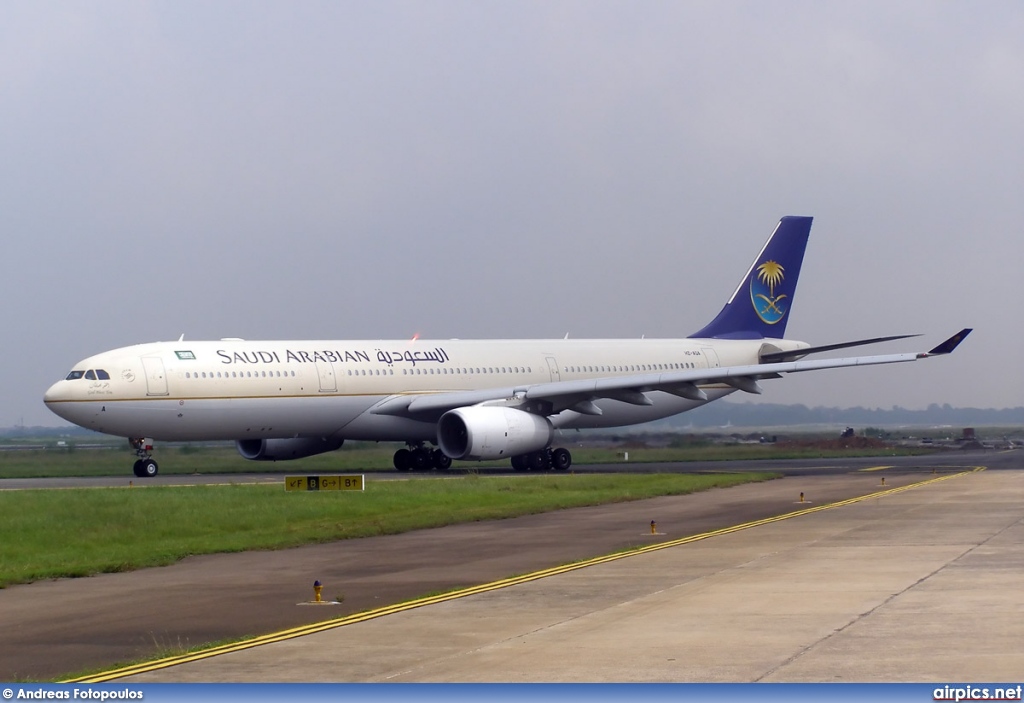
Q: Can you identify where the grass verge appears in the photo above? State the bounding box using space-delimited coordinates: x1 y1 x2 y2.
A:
0 472 773 588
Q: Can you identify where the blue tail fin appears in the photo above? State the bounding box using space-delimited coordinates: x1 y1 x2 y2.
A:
689 216 813 340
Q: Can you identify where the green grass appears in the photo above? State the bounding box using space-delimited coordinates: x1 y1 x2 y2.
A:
0 472 774 588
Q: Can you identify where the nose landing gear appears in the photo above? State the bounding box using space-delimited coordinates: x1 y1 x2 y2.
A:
129 438 159 477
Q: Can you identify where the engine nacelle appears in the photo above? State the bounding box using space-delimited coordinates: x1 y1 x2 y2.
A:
438 407 553 461
236 437 344 461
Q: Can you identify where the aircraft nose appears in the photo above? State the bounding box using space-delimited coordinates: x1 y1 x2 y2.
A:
44 381 62 404
43 381 74 420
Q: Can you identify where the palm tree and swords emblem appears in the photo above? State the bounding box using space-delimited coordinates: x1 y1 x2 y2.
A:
750 260 787 324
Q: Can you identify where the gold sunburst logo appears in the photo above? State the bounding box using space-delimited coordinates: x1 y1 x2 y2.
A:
756 260 785 297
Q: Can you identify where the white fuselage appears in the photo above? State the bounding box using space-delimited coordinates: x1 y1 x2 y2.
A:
43 336 803 443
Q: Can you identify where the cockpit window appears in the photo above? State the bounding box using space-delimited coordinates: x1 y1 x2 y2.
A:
65 371 85 381
85 370 96 380
96 369 110 380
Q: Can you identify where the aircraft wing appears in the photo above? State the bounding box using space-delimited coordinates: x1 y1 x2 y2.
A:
371 329 972 421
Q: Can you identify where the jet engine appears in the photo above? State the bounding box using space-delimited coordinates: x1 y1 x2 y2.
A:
236 437 344 461
437 406 553 461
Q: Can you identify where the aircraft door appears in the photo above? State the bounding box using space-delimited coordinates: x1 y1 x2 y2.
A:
141 357 169 396
316 360 337 392
700 347 721 369
545 356 561 382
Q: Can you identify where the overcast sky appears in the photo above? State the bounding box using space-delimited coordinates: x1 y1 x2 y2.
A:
3 1 1021 427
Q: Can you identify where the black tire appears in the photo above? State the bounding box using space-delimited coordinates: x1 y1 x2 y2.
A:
410 449 430 471
511 455 527 472
552 447 572 471
431 449 452 471
527 451 549 471
132 460 144 478
393 448 411 471
140 459 158 477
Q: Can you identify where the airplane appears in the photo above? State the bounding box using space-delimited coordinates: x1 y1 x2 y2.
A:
43 216 971 478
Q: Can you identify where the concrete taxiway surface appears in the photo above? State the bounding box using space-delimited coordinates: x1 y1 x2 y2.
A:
108 464 1023 683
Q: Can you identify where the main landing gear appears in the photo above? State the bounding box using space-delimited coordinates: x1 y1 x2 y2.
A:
393 444 452 472
392 445 573 472
510 447 572 472
129 437 159 478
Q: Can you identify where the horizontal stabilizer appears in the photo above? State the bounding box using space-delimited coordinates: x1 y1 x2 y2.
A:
760 334 921 363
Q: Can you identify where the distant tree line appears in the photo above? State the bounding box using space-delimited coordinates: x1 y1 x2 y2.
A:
652 402 1024 428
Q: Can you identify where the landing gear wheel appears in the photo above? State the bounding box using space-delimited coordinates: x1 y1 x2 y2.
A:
410 448 430 471
551 448 572 471
393 448 411 472
431 449 452 471
511 455 528 472
129 438 157 478
527 450 550 471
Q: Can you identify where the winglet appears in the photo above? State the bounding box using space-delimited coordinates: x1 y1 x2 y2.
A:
924 328 972 356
